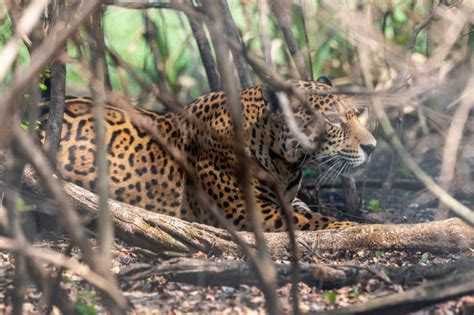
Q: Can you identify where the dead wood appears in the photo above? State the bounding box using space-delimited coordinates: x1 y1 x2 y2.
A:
20 168 474 257
119 256 474 290
341 175 360 217
326 268 474 315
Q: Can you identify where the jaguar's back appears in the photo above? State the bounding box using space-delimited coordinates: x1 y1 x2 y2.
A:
40 98 187 217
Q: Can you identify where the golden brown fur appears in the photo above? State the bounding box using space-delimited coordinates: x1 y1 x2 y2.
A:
39 79 376 232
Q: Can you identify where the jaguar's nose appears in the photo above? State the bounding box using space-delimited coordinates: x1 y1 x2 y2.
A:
360 143 376 156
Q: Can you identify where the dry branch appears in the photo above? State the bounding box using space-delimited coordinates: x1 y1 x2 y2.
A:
13 128 128 312
119 256 474 290
327 268 474 315
437 75 474 219
270 0 308 80
0 0 47 81
20 171 474 256
0 0 102 149
217 0 253 88
184 0 220 91
200 1 279 312
0 236 126 308
43 0 66 165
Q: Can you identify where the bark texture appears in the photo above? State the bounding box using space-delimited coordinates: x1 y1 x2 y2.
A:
19 168 474 257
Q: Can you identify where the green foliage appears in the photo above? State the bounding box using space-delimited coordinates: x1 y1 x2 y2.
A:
398 166 411 177
368 199 381 212
75 301 97 315
351 284 361 297
74 290 98 315
62 276 74 284
302 167 317 179
20 120 41 131
420 252 429 263
0 1 443 105
375 250 384 258
324 290 337 304
16 197 35 212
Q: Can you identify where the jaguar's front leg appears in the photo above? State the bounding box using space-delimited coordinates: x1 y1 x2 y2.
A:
256 195 357 232
290 197 358 230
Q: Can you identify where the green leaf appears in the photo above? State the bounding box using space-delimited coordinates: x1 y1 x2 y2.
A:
38 82 48 91
393 7 407 23
351 284 360 296
75 301 97 315
77 290 97 299
16 197 35 212
325 290 337 305
62 276 74 284
368 199 381 212
420 252 429 263
375 250 383 258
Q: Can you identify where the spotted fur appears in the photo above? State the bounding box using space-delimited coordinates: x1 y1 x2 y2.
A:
39 79 376 232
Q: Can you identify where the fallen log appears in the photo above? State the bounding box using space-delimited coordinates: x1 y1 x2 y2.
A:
118 256 474 290
20 168 474 257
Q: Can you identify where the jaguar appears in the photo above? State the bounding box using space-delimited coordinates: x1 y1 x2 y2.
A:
39 77 376 232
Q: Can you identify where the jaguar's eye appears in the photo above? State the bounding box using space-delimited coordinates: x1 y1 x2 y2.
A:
325 112 347 127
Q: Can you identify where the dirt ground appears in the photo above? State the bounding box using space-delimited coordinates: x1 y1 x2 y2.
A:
1 145 473 314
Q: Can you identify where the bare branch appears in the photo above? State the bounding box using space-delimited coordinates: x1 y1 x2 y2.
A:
327 269 474 315
201 0 280 312
257 0 273 67
12 127 129 311
408 5 438 51
437 74 474 219
184 0 221 91
0 236 127 308
218 0 253 88
270 0 308 80
0 0 48 81
43 0 66 164
142 12 171 95
0 0 103 149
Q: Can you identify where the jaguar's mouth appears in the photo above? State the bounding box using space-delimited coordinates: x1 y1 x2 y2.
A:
310 153 369 185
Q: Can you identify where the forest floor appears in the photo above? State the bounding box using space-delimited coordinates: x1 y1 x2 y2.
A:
1 148 473 314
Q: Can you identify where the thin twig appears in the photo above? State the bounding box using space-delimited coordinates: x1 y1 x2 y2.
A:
105 1 177 10
3 146 28 315
0 0 102 149
436 74 474 219
296 1 314 80
142 11 171 96
13 127 129 310
202 1 280 313
270 0 308 80
184 0 220 91
0 0 47 81
218 0 253 88
408 6 438 51
0 236 126 306
258 0 273 67
373 99 474 225
89 11 125 313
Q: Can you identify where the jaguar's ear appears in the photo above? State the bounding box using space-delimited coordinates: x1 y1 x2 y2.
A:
316 75 332 87
261 83 281 115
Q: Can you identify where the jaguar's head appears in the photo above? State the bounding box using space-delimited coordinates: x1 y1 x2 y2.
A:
262 77 376 174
